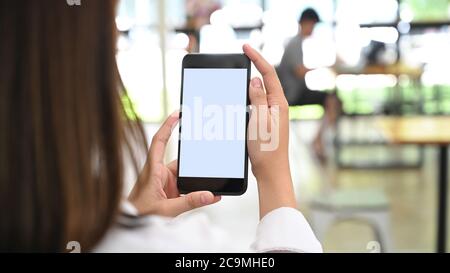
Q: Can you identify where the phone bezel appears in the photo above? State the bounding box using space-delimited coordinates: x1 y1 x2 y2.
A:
176 54 250 196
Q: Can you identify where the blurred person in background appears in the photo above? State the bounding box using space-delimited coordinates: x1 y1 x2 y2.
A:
184 0 221 52
277 8 341 161
0 0 321 252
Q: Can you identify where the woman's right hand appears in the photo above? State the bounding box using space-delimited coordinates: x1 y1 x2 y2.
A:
243 44 297 219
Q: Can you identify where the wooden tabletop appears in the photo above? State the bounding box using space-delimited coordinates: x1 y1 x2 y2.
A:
335 64 423 78
377 116 450 145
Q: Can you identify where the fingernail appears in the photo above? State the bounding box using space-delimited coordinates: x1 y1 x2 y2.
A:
171 120 178 132
251 78 262 88
200 193 213 205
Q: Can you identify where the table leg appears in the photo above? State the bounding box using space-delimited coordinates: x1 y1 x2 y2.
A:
437 145 448 253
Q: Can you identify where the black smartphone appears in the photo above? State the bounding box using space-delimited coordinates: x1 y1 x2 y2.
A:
177 54 251 195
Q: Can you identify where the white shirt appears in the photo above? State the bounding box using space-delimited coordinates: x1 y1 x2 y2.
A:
93 202 322 253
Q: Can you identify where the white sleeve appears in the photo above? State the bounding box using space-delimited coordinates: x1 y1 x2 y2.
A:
251 207 323 253
113 201 322 253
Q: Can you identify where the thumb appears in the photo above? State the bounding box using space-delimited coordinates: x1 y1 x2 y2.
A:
249 77 267 108
248 77 267 142
157 191 221 217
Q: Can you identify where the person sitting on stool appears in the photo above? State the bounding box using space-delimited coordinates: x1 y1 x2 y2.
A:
277 8 341 161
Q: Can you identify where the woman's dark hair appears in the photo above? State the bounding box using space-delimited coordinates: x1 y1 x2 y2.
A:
0 0 147 252
299 8 320 24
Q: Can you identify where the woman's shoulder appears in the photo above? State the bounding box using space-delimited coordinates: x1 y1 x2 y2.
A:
93 212 230 252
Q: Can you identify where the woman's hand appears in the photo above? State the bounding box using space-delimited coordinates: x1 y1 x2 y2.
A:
128 111 221 217
243 44 297 219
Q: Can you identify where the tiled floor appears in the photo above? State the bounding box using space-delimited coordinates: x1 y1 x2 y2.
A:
138 117 449 252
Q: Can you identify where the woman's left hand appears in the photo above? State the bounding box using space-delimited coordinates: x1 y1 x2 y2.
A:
128 112 221 216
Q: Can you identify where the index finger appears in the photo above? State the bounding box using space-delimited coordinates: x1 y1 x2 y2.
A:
243 44 283 97
149 111 180 165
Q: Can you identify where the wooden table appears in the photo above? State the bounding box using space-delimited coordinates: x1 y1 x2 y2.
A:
336 64 423 78
377 116 450 252
335 64 424 115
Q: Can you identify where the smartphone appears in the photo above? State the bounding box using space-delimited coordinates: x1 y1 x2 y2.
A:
177 54 250 195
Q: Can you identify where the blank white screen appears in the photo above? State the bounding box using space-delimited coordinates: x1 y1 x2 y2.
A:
179 68 247 178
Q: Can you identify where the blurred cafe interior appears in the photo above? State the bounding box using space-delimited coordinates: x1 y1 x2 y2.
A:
115 0 450 252
112 0 450 252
